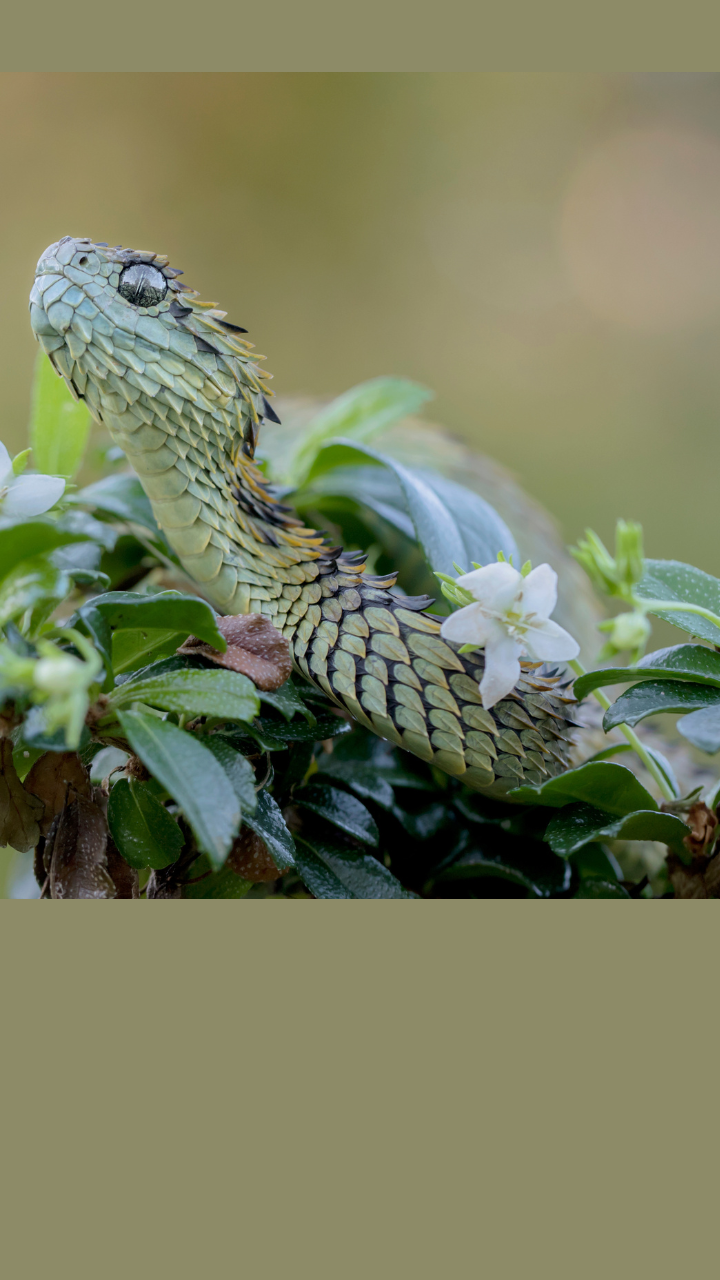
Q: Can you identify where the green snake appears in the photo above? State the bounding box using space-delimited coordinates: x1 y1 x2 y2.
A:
29 236 576 794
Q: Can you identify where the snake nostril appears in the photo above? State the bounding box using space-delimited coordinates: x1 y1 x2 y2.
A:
78 256 88 266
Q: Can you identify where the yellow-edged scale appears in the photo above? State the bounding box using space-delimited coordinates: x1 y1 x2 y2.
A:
30 236 577 794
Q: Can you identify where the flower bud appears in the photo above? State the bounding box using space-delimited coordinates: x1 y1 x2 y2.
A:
599 610 651 656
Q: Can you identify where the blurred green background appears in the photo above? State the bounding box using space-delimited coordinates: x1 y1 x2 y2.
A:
4 72 720 569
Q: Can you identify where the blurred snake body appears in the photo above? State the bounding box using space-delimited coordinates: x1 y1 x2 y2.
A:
30 237 576 793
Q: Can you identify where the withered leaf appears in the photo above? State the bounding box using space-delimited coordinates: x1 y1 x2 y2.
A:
106 836 139 899
23 751 92 836
228 825 281 883
0 738 43 853
177 612 292 692
47 794 116 899
682 801 717 860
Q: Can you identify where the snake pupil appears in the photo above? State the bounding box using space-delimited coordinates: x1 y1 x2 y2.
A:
118 263 168 308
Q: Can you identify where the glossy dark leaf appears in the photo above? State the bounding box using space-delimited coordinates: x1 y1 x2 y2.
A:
183 862 253 899
117 711 240 869
509 760 658 815
574 644 720 700
112 628 189 676
83 590 226 650
635 560 720 644
239 715 351 751
677 705 720 754
574 878 631 899
314 756 396 810
569 841 623 883
107 777 184 870
201 736 257 815
603 680 720 730
297 784 379 847
244 790 296 870
544 802 689 856
438 842 570 898
257 680 315 723
293 835 415 898
111 666 260 723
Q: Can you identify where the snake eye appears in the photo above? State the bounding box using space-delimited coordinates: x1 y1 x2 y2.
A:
118 263 168 308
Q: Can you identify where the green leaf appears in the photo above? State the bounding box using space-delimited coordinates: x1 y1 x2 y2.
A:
0 519 89 584
237 715 351 752
677 705 720 754
244 790 296 870
311 440 516 576
303 463 518 570
544 802 689 856
314 756 396 810
293 835 414 898
257 679 315 723
285 377 433 488
116 711 240 868
182 860 253 899
74 474 159 533
29 351 91 478
77 591 226 687
573 644 720 699
0 556 69 628
107 777 184 870
569 842 623 883
201 737 257 815
574 879 631 899
509 760 659 814
87 590 225 648
309 442 467 575
636 560 720 644
602 680 720 730
297 783 379 846
111 666 260 722
111 628 188 676
437 843 570 898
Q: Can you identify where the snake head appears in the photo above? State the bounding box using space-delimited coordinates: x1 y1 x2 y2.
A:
29 236 187 355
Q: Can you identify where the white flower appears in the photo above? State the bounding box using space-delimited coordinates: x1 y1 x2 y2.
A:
440 561 580 709
0 441 64 518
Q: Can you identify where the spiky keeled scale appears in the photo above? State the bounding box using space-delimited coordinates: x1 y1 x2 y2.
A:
30 236 578 795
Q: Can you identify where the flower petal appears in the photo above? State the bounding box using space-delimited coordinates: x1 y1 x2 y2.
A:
479 633 523 709
523 617 580 662
440 602 495 647
2 474 65 518
0 441 13 489
456 561 522 612
517 563 557 621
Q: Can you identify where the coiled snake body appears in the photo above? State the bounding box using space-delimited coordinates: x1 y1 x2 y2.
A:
30 237 576 793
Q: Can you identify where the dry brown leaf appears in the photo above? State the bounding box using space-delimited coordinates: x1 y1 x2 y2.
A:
228 825 281 882
682 801 717 859
177 612 292 691
0 739 43 853
47 794 116 899
23 751 92 836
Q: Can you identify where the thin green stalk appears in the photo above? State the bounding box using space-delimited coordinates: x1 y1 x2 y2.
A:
569 658 675 802
638 598 720 631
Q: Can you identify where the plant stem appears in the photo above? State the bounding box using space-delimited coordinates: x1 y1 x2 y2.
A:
638 598 720 632
569 659 675 801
